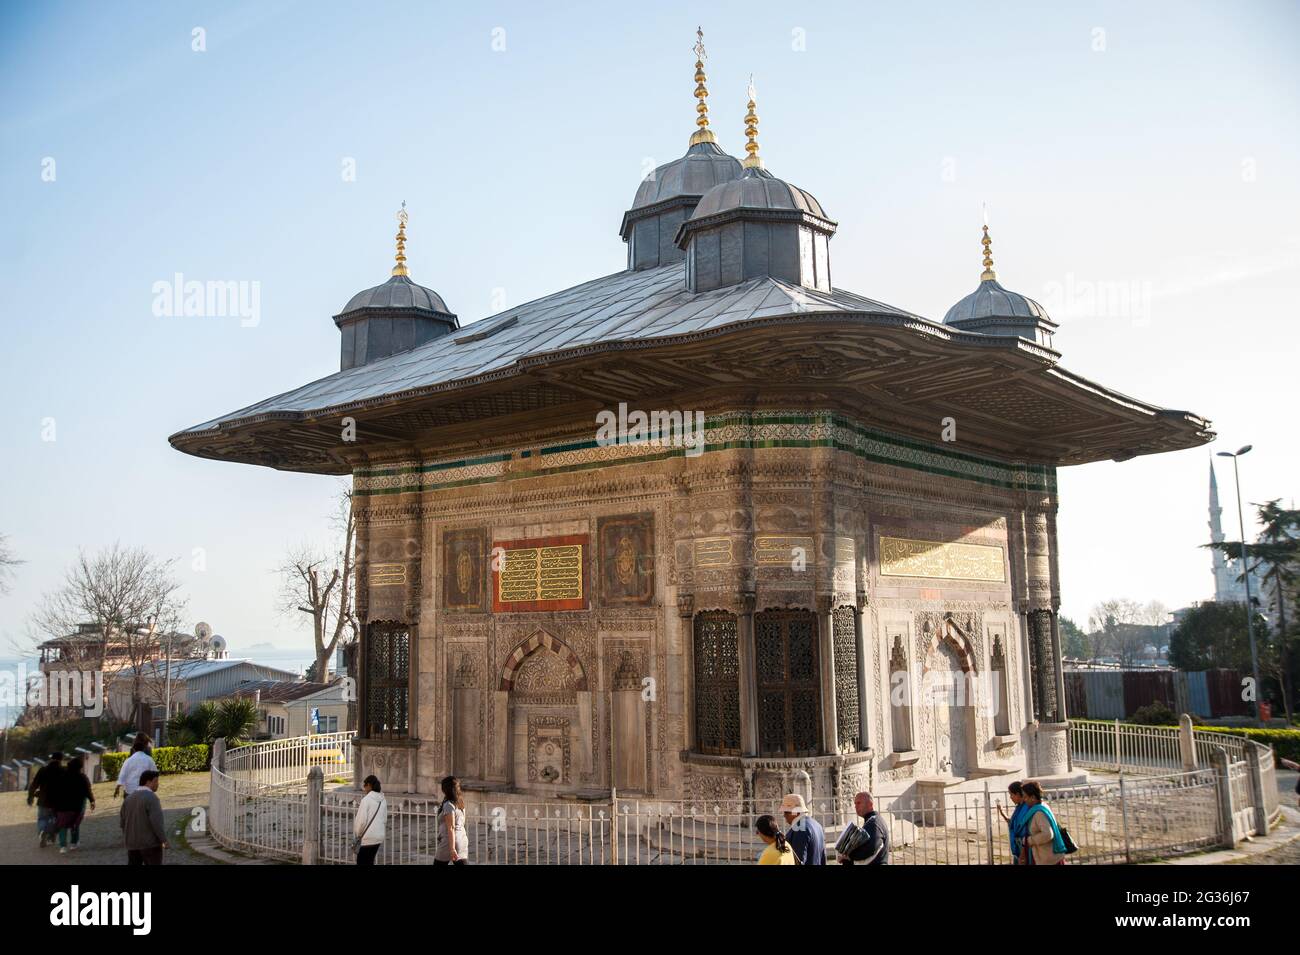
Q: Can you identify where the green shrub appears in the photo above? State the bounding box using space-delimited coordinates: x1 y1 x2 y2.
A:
101 744 209 780
1129 702 1179 725
1193 726 1300 763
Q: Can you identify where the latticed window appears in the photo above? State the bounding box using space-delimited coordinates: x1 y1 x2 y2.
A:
365 621 410 739
692 612 740 754
991 635 1011 736
889 634 913 752
833 606 860 752
755 610 820 757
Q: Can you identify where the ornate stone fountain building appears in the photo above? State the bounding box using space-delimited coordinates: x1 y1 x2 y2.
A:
171 36 1211 807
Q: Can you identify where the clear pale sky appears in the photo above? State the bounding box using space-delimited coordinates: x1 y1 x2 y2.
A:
2 0 1297 656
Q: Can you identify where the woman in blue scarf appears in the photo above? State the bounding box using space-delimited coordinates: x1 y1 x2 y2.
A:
1020 781 1067 865
998 780 1029 864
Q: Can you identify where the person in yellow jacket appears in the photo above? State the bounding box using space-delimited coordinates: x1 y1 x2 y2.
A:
755 814 797 864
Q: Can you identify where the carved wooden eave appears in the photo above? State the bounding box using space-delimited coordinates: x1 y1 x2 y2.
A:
168 307 1212 474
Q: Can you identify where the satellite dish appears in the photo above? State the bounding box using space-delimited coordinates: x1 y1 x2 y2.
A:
194 622 213 642
210 635 227 657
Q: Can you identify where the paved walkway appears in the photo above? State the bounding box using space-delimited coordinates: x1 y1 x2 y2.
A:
0 773 218 865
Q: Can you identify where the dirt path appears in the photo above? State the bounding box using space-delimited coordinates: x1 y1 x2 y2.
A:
0 773 218 865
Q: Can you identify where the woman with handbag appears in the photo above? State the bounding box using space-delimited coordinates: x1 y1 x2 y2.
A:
1019 781 1067 866
353 775 386 865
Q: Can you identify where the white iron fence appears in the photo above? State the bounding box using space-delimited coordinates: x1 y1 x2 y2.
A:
208 721 1282 865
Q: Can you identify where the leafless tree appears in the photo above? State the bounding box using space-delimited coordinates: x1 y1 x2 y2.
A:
278 489 357 685
0 532 22 595
28 543 186 725
1089 598 1146 665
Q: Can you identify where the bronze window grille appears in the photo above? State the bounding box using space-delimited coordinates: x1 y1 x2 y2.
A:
365 621 410 740
755 609 820 757
692 611 740 755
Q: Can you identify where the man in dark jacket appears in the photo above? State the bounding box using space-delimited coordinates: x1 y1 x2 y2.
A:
781 793 827 865
26 752 64 847
840 791 889 865
120 769 168 865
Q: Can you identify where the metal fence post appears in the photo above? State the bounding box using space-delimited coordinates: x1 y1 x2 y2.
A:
1113 719 1121 772
303 766 323 865
609 790 619 865
983 781 995 866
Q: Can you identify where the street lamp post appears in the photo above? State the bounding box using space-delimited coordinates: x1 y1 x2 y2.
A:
1216 445 1262 724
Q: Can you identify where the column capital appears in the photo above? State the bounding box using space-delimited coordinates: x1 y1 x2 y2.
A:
676 592 695 620
740 591 757 615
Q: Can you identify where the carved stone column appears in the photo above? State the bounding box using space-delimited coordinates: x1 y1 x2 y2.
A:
677 593 695 751
737 592 758 757
854 590 870 752
817 594 838 756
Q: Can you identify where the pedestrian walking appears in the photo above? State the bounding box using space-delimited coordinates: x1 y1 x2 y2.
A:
113 734 158 800
1019 781 1067 866
780 793 826 865
755 814 796 865
353 774 386 865
434 775 468 865
997 780 1029 864
120 770 168 865
26 751 64 848
837 791 889 865
54 756 96 854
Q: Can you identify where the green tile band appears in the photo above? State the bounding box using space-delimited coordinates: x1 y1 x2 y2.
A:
353 410 1056 497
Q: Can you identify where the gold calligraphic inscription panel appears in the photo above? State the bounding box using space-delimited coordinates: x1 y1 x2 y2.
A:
694 537 734 567
370 562 407 587
878 536 1005 582
499 545 583 603
754 536 813 565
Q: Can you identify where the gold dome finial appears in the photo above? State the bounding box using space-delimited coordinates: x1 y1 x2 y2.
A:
980 202 996 281
742 75 763 169
392 201 409 277
689 27 716 145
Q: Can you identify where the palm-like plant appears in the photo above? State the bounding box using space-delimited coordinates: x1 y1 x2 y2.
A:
212 697 258 747
166 702 217 746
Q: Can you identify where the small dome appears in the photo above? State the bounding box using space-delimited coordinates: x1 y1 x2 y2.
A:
628 141 742 212
943 278 1050 325
689 166 829 222
340 273 450 316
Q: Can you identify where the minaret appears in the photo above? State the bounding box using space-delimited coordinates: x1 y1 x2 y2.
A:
1209 459 1241 602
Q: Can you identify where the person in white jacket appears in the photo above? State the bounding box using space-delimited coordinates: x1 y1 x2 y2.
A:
353 775 386 865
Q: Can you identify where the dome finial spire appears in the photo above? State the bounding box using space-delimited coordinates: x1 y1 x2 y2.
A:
392 201 409 277
742 75 763 169
689 27 716 145
980 202 996 281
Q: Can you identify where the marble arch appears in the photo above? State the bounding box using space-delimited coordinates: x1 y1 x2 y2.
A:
499 630 588 692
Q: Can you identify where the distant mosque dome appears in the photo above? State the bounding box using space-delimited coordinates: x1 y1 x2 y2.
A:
943 224 1057 349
